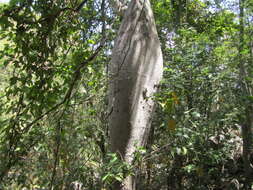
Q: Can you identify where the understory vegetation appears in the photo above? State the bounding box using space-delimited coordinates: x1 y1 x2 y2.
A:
0 0 252 189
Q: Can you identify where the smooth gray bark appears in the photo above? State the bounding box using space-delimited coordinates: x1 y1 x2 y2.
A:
109 0 163 189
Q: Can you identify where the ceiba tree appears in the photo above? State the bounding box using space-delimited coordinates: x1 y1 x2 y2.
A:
109 0 163 189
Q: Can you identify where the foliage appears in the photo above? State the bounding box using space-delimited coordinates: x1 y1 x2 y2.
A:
0 0 252 189
102 153 133 187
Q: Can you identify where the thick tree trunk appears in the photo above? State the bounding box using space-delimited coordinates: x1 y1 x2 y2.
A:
108 0 163 189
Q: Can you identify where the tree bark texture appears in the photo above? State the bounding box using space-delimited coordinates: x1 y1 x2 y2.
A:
109 0 163 189
109 0 127 16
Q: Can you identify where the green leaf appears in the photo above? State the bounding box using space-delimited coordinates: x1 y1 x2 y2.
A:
115 176 123 182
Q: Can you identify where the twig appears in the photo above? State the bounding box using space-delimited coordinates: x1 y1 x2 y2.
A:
142 143 172 162
22 43 104 134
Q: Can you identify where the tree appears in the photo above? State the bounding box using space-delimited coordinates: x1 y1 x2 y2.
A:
0 0 107 185
108 0 163 189
238 0 253 187
1 0 253 189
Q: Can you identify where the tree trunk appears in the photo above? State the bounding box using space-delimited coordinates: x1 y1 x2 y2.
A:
238 0 253 187
108 0 163 189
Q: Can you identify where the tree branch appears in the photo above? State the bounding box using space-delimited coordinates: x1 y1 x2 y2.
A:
109 0 128 16
22 43 104 134
75 0 89 12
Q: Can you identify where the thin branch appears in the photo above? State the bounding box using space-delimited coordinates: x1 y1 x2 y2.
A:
109 0 128 16
75 0 89 12
142 143 172 162
22 44 104 134
3 0 89 25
